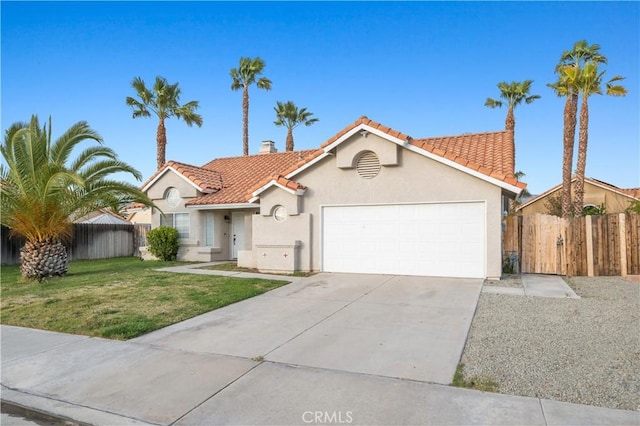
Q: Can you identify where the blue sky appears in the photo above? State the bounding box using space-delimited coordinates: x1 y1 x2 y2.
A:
2 1 638 194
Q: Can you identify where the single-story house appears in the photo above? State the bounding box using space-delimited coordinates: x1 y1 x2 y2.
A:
141 116 525 279
75 209 130 225
516 177 639 215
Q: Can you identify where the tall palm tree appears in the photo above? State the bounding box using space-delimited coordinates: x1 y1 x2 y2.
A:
485 80 540 173
550 40 607 218
573 63 627 215
126 76 203 170
549 65 580 218
230 57 272 156
273 101 318 151
485 80 540 133
1 116 153 281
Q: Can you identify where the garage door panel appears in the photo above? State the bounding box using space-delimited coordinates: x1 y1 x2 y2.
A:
322 202 485 278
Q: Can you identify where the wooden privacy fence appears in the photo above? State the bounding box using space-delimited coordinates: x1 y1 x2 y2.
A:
503 213 640 276
1 223 151 265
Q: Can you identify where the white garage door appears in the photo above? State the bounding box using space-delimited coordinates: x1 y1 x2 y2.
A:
322 202 485 278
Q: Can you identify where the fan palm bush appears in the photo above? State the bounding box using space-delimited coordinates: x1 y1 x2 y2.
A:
1 116 153 281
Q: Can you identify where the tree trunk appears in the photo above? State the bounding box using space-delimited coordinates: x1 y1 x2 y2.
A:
561 93 578 218
156 117 167 170
20 239 68 281
505 105 515 132
505 106 516 174
243 85 249 156
574 95 590 216
285 127 294 151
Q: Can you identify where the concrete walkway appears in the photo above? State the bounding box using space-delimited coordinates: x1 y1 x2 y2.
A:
482 274 580 298
1 269 636 425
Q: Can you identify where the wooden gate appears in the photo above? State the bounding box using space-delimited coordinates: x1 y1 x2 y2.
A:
503 213 640 276
519 214 567 274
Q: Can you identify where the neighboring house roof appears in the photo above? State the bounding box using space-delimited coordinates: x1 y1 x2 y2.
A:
143 116 526 206
515 176 639 212
78 210 130 225
621 188 640 199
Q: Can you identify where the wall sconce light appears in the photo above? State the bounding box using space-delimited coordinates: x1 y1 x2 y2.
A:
224 215 231 223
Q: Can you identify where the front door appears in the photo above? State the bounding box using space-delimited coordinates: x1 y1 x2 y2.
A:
231 212 245 259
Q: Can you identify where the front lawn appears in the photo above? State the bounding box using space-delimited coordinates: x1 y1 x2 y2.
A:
0 257 288 340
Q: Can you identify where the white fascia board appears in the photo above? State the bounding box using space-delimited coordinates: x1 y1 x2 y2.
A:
285 152 331 180
405 144 524 196
142 166 212 193
321 123 408 154
186 202 257 210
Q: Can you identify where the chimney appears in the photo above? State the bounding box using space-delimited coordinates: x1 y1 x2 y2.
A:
258 140 278 154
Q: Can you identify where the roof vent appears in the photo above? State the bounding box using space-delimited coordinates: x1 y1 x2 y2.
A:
259 140 278 154
356 151 381 179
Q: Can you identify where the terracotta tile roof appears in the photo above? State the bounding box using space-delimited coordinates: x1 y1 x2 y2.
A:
590 178 640 199
621 188 640 199
123 202 148 211
246 174 307 200
187 150 318 206
142 116 525 205
320 116 412 148
141 160 223 193
319 116 524 189
411 131 517 183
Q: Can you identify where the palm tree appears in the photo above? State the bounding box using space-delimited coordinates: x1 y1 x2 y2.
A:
508 170 532 214
573 62 627 215
1 116 153 281
273 101 319 151
230 57 272 156
550 40 607 218
485 80 540 173
485 81 540 133
126 76 203 170
549 65 580 218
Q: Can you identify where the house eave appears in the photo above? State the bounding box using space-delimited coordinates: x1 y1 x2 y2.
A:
141 166 216 194
185 202 257 210
321 123 408 154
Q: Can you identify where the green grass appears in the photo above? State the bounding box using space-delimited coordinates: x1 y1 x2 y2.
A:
451 363 499 392
200 262 316 277
0 257 288 340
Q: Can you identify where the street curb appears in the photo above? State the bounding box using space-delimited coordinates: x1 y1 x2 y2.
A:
1 387 154 426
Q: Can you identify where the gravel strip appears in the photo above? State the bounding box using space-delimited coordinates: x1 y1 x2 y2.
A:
462 276 639 411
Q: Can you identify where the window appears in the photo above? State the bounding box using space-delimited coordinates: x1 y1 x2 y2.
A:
165 188 182 208
161 213 190 239
204 212 215 246
273 205 287 222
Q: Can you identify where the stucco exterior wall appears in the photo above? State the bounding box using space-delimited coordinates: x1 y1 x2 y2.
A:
146 171 245 262
519 181 636 215
257 133 504 278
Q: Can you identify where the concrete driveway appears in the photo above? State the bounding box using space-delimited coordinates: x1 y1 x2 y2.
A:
4 272 637 425
133 273 483 384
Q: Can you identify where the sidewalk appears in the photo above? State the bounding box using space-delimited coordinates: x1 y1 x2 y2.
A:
1 324 637 426
482 274 580 298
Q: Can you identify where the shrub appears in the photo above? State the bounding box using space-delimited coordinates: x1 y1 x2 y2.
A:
146 226 180 261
